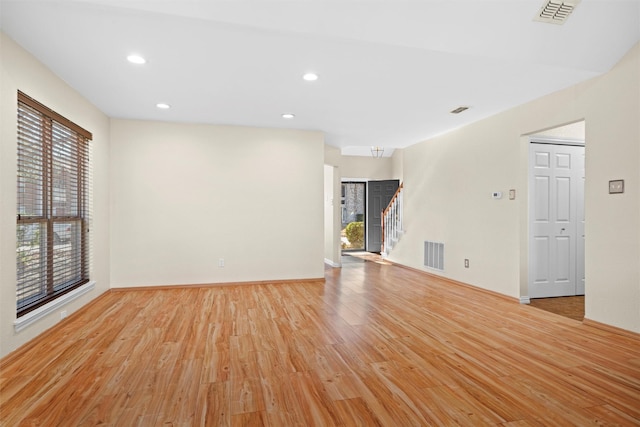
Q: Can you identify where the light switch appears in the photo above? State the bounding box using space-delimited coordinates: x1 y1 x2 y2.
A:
509 189 516 200
609 180 624 194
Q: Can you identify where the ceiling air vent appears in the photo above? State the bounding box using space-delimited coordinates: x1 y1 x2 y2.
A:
534 0 580 25
450 106 469 114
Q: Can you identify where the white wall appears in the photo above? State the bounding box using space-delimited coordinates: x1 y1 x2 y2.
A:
390 43 640 333
110 120 325 287
391 148 404 181
0 33 111 358
324 165 341 266
341 155 394 180
581 44 639 331
392 118 521 296
530 121 585 141
324 145 342 266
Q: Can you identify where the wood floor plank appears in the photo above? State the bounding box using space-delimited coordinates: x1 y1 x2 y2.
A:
196 381 230 427
202 348 230 383
2 260 640 425
585 403 640 426
154 358 203 425
344 367 432 426
287 371 340 426
230 377 265 416
331 397 383 427
231 409 268 427
418 385 507 426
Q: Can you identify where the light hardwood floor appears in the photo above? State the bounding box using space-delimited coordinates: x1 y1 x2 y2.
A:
2 260 640 426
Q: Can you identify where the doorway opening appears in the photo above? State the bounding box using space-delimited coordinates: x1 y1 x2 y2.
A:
526 120 586 320
366 179 400 253
341 182 366 252
341 180 400 256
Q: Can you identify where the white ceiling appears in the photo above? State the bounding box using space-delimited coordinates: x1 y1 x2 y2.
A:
1 0 639 156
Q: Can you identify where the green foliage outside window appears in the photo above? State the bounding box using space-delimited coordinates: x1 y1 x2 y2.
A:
345 221 364 248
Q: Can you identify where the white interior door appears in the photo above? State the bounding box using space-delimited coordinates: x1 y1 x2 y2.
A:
529 142 585 298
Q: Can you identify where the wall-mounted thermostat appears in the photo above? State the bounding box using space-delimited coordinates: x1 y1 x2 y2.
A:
492 192 502 199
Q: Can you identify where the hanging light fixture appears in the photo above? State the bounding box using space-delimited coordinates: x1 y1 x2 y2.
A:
371 146 384 158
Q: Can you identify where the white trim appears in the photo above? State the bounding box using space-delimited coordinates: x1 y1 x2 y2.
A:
529 136 585 146
14 281 96 332
520 296 531 304
324 258 342 268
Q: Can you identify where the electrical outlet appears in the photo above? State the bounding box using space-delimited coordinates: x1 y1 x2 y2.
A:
60 310 67 319
218 258 225 268
464 259 469 268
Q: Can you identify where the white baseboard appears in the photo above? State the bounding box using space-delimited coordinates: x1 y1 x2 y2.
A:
519 296 531 304
324 258 342 268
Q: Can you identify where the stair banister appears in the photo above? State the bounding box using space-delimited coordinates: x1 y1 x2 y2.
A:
381 183 404 257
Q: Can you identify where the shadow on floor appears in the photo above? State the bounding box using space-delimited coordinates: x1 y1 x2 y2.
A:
343 252 392 265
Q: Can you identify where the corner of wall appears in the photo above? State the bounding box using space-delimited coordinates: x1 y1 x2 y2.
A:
392 148 404 181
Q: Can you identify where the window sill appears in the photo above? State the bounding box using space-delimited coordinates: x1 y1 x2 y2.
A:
14 281 96 333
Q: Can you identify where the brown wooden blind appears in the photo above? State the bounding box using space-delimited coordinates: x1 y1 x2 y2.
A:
16 91 92 317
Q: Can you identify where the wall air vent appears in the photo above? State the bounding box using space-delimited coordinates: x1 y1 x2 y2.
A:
534 0 580 25
450 106 469 114
424 241 444 271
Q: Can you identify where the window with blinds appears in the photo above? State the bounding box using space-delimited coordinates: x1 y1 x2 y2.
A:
16 91 92 317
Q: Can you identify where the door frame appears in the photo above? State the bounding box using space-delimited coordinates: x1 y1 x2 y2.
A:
366 179 400 253
526 136 585 300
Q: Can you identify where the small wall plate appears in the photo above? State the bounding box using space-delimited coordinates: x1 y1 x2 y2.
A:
609 180 624 194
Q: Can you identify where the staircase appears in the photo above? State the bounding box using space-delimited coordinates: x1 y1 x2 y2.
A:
381 183 403 258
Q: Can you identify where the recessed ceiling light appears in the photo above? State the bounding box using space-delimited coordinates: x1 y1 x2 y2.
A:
127 54 146 64
303 73 318 81
156 103 170 109
282 113 295 119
